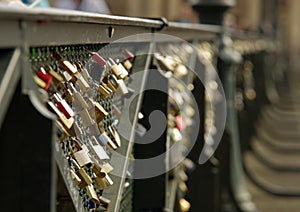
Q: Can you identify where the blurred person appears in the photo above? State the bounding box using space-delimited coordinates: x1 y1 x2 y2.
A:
54 0 110 14
0 0 49 7
176 0 199 23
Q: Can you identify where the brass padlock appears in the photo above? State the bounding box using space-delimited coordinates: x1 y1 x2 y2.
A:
99 196 111 210
106 80 117 93
122 60 132 71
70 138 93 167
70 83 89 110
109 58 128 80
70 158 92 188
98 84 111 99
86 184 100 205
91 158 106 178
55 120 70 141
93 101 108 123
52 52 78 75
100 163 114 174
95 174 113 190
70 169 82 186
44 65 64 84
62 70 76 83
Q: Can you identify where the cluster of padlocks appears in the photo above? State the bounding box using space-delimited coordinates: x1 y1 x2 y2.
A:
30 46 134 211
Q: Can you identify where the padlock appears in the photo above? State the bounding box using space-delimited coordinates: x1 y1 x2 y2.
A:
48 101 74 129
90 136 110 161
34 75 47 89
178 181 188 193
70 138 93 167
179 198 191 212
168 127 182 142
122 49 134 72
108 126 121 148
70 158 92 188
52 52 78 75
62 87 74 104
98 84 111 99
98 125 117 150
100 163 114 174
106 79 117 92
80 108 94 127
116 79 128 95
70 169 82 186
93 101 108 123
91 158 106 177
55 120 70 141
99 196 111 210
86 184 100 205
75 73 90 92
44 65 64 84
175 115 184 131
53 93 74 119
62 71 76 83
108 58 128 80
69 83 89 111
74 62 90 84
91 52 106 66
94 173 113 190
37 67 53 90
110 74 128 95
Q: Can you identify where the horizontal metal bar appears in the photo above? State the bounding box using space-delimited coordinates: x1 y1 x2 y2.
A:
0 5 163 28
161 22 221 41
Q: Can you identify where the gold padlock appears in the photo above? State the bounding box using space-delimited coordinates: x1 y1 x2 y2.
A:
98 84 111 99
52 52 78 75
44 65 64 84
106 78 118 92
70 158 92 188
100 163 114 174
94 102 108 123
99 196 111 210
86 184 100 205
55 120 70 141
91 159 106 178
122 59 132 71
70 169 82 186
109 58 128 80
94 172 113 190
